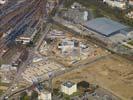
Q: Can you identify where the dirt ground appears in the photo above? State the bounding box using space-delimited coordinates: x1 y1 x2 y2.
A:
53 54 133 100
0 86 8 90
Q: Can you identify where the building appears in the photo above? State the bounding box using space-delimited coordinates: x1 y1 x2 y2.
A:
129 0 133 6
0 0 7 4
16 28 37 44
46 29 66 39
103 0 126 9
38 91 52 100
58 39 75 54
0 64 17 83
61 81 77 95
84 17 133 43
126 11 133 19
71 2 82 9
60 8 89 24
84 17 128 37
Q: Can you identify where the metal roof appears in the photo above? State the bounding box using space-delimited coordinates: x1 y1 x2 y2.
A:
85 18 128 37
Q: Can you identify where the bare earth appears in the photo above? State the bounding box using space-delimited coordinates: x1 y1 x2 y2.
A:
53 55 133 100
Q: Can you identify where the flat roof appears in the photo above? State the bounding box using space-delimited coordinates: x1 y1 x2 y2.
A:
63 81 75 88
84 18 128 37
20 28 35 37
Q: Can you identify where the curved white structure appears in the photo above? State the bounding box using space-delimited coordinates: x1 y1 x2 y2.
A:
0 0 7 4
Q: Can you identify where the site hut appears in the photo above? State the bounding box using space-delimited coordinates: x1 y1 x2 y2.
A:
61 81 77 95
84 17 133 46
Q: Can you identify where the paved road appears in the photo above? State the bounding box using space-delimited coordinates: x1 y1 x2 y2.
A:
6 54 110 99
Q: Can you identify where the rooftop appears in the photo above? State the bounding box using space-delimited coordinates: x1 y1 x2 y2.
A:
63 81 75 88
19 28 35 38
84 18 128 37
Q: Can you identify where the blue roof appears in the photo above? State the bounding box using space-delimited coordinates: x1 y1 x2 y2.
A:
85 18 128 37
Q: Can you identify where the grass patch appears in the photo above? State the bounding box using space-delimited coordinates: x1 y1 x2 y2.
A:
127 40 133 46
0 81 10 87
0 90 4 96
122 44 131 49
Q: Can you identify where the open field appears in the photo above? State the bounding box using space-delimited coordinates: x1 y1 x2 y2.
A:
53 54 133 100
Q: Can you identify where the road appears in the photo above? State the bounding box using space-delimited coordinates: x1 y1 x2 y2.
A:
6 54 110 99
0 0 122 99
52 16 133 61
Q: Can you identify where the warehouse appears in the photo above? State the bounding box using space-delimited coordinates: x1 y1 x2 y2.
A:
84 17 129 37
83 17 133 44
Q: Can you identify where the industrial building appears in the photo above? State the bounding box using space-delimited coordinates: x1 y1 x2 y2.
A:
84 17 133 43
84 18 128 37
61 81 77 95
60 3 89 24
15 28 37 44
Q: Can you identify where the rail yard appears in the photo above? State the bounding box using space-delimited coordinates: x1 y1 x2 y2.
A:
0 0 133 100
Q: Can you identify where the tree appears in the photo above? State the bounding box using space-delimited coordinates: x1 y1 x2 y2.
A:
20 92 30 100
31 91 38 100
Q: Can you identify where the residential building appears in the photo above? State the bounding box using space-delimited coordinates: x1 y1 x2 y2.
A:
84 17 133 44
0 0 7 4
61 81 77 95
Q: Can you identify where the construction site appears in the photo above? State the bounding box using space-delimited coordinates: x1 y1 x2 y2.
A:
39 24 108 65
0 0 133 100
36 23 133 100
53 54 133 100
